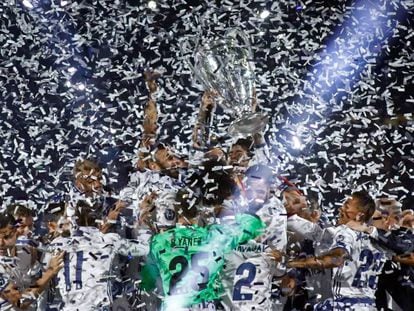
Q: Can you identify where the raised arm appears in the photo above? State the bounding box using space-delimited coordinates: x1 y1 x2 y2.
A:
192 90 216 149
141 70 160 149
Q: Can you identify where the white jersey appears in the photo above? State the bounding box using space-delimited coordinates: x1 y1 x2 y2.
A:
221 241 279 311
221 197 287 311
329 225 387 300
287 215 336 255
255 197 287 252
120 170 178 202
287 215 337 302
48 226 150 310
119 170 179 229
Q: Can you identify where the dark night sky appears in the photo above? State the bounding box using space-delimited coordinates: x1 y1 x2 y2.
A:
0 0 413 216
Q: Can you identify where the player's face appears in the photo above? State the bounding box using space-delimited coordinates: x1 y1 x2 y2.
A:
388 211 401 229
75 170 103 196
283 190 307 215
15 215 34 236
204 147 226 161
246 179 270 211
155 148 187 170
228 145 249 167
0 226 17 256
338 197 363 225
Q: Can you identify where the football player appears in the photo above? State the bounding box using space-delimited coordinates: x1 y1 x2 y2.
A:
220 164 288 311
0 213 63 310
288 191 386 311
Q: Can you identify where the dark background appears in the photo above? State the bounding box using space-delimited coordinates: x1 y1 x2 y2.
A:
0 0 413 217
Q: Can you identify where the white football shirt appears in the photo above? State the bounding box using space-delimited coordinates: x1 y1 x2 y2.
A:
47 226 150 310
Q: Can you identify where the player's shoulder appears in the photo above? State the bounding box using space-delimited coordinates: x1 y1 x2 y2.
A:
49 235 70 249
78 226 101 234
335 224 356 235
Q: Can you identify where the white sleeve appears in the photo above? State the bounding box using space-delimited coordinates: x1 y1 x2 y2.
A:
329 226 354 256
287 215 323 241
116 229 152 257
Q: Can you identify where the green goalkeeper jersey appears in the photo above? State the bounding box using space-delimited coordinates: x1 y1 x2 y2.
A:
149 213 265 308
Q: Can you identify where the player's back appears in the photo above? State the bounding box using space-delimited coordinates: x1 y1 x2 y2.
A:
220 199 287 311
50 227 121 310
221 241 279 311
331 225 387 300
254 197 287 251
151 224 227 309
150 213 265 309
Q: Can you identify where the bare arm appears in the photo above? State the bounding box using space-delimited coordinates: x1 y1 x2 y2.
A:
192 90 216 149
287 247 347 269
393 253 414 266
100 200 127 234
141 71 160 149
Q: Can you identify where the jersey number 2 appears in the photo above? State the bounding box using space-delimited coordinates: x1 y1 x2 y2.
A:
352 249 383 289
233 262 257 301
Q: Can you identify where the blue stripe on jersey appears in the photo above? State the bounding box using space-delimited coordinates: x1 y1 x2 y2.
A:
64 252 71 291
75 250 84 289
333 265 344 298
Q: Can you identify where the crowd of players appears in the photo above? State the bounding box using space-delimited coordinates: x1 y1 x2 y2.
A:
1 72 414 311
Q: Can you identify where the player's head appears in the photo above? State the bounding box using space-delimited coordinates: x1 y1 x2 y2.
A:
136 151 162 172
281 178 307 216
43 202 71 238
6 203 35 234
154 144 187 172
73 159 103 196
298 198 321 224
75 200 102 228
228 137 253 168
370 198 402 231
245 165 274 211
0 213 18 257
338 191 375 225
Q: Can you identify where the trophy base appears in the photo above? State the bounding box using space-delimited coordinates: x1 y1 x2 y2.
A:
228 113 269 136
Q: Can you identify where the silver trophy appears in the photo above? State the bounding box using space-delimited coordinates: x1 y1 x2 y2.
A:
183 28 268 136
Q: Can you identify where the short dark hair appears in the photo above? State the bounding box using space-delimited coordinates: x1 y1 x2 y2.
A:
43 202 66 223
233 137 253 153
0 213 16 230
352 191 376 223
6 204 34 218
73 159 102 178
